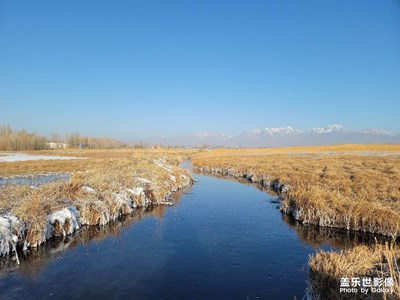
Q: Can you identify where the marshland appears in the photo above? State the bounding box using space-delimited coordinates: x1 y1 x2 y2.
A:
0 144 399 298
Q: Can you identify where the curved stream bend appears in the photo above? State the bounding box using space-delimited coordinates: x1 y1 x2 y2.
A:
0 162 384 299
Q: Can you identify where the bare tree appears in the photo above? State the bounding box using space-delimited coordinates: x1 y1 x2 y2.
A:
51 132 60 143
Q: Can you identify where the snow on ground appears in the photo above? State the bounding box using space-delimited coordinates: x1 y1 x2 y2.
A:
48 207 80 236
0 153 85 162
0 215 25 256
135 177 151 184
81 186 96 193
153 158 173 172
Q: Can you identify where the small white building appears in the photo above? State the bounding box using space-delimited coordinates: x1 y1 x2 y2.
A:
47 142 68 149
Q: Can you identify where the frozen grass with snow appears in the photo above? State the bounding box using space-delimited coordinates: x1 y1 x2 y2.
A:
0 149 195 257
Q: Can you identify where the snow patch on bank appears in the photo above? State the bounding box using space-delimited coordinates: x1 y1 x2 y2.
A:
0 153 85 162
153 158 173 172
48 207 80 236
135 177 151 184
82 186 96 193
0 215 25 256
127 187 149 206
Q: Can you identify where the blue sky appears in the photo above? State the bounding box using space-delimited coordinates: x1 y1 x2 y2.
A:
1 0 399 139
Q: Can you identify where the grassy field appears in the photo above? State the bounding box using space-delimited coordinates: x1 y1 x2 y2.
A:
0 148 196 177
192 144 400 298
0 149 196 254
192 145 400 236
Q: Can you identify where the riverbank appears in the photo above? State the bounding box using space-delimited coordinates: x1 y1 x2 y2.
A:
191 145 400 298
0 200 185 276
0 149 195 257
192 146 400 237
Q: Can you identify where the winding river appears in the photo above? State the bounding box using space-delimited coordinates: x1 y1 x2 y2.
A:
0 162 382 299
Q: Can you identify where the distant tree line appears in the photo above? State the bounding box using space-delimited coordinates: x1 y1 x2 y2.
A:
0 125 48 151
0 125 127 151
59 132 126 149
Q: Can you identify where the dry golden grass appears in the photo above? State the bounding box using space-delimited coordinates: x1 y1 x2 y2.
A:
192 146 400 237
207 144 400 155
0 148 197 177
310 245 381 279
309 243 400 299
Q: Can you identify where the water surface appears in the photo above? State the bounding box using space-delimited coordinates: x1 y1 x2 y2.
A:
0 173 70 187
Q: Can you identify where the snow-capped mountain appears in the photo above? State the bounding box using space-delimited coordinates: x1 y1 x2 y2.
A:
244 126 301 137
359 129 390 135
160 124 397 147
311 124 344 134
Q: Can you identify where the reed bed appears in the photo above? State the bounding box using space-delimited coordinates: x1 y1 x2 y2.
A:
308 243 400 299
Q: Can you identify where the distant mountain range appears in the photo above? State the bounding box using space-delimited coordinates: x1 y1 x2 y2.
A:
143 124 400 147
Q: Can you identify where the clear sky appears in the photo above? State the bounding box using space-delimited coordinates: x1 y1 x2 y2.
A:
1 0 399 139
